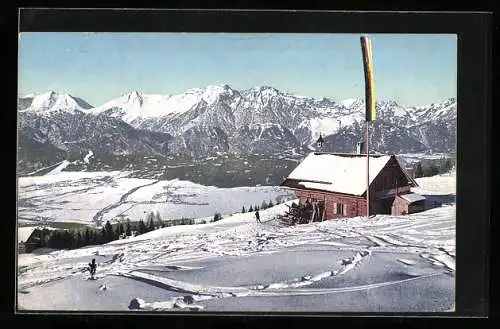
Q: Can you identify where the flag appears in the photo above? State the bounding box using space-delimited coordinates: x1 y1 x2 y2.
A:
360 35 376 121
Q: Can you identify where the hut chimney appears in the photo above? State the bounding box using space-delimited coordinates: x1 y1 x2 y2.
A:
315 134 325 151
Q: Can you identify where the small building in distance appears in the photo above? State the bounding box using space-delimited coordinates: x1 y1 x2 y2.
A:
280 152 426 220
18 226 53 254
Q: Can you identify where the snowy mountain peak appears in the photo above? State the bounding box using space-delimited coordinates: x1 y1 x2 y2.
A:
22 91 92 114
341 98 360 108
125 91 144 106
379 100 400 107
207 83 232 91
19 92 38 99
246 85 281 95
256 85 278 92
201 84 236 103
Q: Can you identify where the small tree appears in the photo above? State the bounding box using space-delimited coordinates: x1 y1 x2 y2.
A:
148 218 155 231
261 201 268 210
242 206 246 213
147 212 155 231
47 231 54 248
114 224 122 240
129 224 136 236
126 219 132 236
49 231 58 249
156 211 163 229
268 199 274 207
427 164 439 177
47 231 56 249
138 219 147 235
84 228 91 245
63 230 73 249
442 158 453 173
86 230 93 246
214 212 222 222
249 205 253 212
76 231 83 248
104 221 114 242
90 230 98 245
415 162 424 178
100 227 107 244
57 231 65 249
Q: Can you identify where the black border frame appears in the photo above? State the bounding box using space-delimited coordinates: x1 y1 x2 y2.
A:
4 7 492 327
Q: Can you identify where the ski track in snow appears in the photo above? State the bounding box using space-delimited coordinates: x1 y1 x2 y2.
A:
92 179 160 226
122 271 444 311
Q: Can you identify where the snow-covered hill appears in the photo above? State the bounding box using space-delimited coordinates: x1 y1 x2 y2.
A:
17 170 295 227
17 171 455 312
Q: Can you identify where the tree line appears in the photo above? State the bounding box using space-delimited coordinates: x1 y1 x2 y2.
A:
28 196 292 252
413 157 454 178
35 211 211 251
241 199 275 214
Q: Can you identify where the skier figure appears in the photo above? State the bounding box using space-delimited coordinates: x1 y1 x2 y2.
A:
255 210 261 223
88 258 97 280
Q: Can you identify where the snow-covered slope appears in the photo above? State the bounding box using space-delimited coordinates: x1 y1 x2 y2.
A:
17 171 455 312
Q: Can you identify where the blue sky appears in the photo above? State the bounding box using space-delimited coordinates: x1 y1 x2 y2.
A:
18 33 456 107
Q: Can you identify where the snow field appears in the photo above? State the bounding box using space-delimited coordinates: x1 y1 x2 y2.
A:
17 170 455 312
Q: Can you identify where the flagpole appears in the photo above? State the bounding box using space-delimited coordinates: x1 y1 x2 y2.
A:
361 34 374 220
366 121 370 219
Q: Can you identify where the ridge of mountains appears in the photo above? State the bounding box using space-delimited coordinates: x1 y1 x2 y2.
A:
17 85 456 177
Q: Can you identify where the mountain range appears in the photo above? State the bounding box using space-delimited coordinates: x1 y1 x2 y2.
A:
17 85 456 175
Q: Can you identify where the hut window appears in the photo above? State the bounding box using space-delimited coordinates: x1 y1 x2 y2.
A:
334 203 347 216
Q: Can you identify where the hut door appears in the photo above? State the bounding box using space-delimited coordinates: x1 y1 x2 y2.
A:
317 201 325 221
380 197 394 214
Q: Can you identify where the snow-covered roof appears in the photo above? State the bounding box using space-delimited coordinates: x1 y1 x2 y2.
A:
398 193 426 203
18 227 37 243
284 152 393 196
18 226 56 243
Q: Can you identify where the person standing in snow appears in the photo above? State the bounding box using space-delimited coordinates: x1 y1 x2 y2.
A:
88 258 97 279
255 210 261 223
